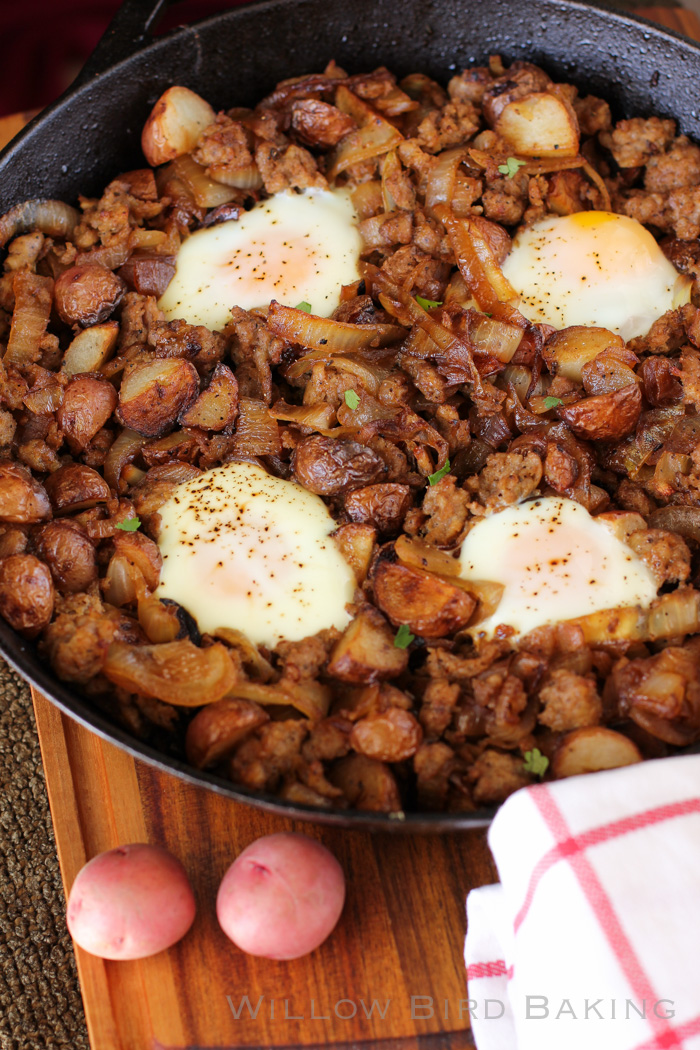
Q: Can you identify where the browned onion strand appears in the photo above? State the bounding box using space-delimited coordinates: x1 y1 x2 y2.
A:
0 199 79 247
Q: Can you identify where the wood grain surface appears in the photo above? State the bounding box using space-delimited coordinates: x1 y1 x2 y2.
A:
33 691 493 1050
4 6 699 1049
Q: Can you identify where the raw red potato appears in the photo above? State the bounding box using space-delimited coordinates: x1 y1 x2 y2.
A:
66 843 196 960
216 832 345 959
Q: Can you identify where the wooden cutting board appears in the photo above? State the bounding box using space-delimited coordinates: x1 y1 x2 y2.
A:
4 6 699 1048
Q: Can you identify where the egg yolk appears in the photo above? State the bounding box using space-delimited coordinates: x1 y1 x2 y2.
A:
459 496 658 638
501 211 691 340
158 187 362 330
154 462 356 647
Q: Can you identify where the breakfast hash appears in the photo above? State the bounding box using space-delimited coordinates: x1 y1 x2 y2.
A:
0 57 699 813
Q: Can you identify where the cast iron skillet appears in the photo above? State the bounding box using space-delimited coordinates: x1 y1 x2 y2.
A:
1 0 699 830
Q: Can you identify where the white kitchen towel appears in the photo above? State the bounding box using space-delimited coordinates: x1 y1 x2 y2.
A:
464 753 700 1050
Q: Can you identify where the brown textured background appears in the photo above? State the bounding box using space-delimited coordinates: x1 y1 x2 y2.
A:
0 661 88 1050
0 2 690 1048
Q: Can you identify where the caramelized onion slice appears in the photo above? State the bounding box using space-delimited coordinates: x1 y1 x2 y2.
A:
269 400 337 430
225 679 332 720
267 301 402 353
0 199 79 248
104 639 237 706
104 428 148 494
169 155 238 209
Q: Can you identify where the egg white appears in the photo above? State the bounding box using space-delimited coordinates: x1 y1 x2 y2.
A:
158 187 362 330
155 462 356 647
501 211 691 340
459 496 658 639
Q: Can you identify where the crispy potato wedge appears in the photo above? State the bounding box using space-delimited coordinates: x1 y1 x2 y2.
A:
141 86 216 167
0 553 54 635
178 362 239 432
372 558 476 638
581 349 641 396
333 523 377 583
328 752 402 812
104 639 237 706
58 375 118 451
327 606 409 683
552 726 642 778
55 264 126 327
117 358 199 438
560 383 642 441
185 698 269 769
62 321 119 375
542 326 625 383
481 62 552 127
495 90 579 157
0 463 51 523
44 464 111 515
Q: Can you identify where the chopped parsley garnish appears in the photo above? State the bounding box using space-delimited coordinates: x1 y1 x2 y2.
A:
543 396 563 410
115 517 141 532
523 748 550 777
498 156 527 179
344 389 360 411
394 624 415 649
427 458 451 486
295 301 312 313
415 295 443 310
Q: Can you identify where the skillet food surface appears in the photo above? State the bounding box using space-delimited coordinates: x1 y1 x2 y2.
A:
2 0 700 827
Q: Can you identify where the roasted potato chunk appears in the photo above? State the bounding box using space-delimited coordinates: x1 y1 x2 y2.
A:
185 698 269 769
178 362 239 431
117 358 199 438
44 464 111 515
58 375 118 452
327 606 409 683
292 435 386 495
0 553 54 635
552 727 642 778
542 326 625 383
0 463 51 524
32 521 97 594
344 483 412 534
482 61 552 126
350 707 423 762
333 523 377 583
55 264 126 327
495 91 580 157
141 86 216 167
61 321 119 376
560 384 642 441
372 557 476 638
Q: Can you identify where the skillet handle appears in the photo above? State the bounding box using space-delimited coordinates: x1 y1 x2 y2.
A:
72 0 173 86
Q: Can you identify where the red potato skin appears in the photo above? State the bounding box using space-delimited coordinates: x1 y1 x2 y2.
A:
216 832 345 960
66 843 196 960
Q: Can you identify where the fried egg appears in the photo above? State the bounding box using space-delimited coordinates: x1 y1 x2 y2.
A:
158 187 362 330
155 462 356 647
459 496 657 639
501 211 691 340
